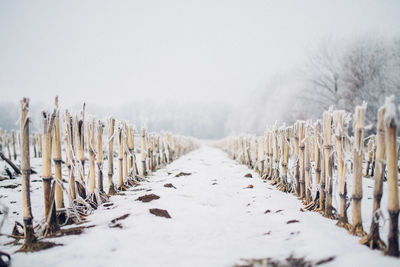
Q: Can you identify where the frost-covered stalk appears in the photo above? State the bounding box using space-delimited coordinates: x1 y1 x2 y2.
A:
298 121 305 200
148 134 154 172
97 120 104 192
122 123 128 184
160 134 165 165
334 111 350 229
148 134 153 172
293 122 300 196
246 138 252 168
260 134 268 179
350 104 367 236
19 98 36 249
258 136 265 175
87 119 96 194
117 125 124 190
76 119 85 179
5 133 11 159
107 118 117 195
161 134 167 166
53 97 64 209
74 117 87 199
253 138 258 172
41 110 58 235
323 111 334 219
128 126 134 173
304 122 312 204
37 133 42 158
278 128 290 192
238 137 243 165
153 135 158 171
152 135 157 171
277 130 284 189
364 139 374 177
370 141 376 177
266 132 273 179
153 135 158 168
156 135 160 168
361 107 386 249
132 127 139 175
384 98 399 257
167 133 174 162
11 130 16 160
271 125 280 185
261 135 266 177
262 132 268 177
32 134 37 158
64 111 76 200
42 111 54 216
313 121 322 211
141 128 147 176
310 134 315 164
238 137 243 164
320 136 327 212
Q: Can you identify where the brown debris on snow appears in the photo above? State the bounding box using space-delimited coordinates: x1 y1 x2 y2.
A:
51 225 96 238
244 173 252 178
287 220 300 224
149 208 171 218
175 172 192 177
109 214 130 228
164 183 176 189
136 194 160 203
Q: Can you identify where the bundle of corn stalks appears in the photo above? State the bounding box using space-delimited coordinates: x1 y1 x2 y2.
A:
12 96 198 252
217 96 399 258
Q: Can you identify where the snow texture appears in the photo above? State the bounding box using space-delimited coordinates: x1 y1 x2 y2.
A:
0 146 399 266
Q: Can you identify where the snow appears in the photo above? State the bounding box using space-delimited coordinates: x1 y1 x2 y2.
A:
0 146 399 266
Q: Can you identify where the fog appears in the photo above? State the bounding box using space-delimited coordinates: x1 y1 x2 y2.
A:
1 0 399 138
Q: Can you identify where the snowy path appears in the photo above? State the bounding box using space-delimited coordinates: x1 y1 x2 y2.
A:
9 146 399 266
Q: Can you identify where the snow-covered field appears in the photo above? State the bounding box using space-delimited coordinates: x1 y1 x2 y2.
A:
0 146 399 266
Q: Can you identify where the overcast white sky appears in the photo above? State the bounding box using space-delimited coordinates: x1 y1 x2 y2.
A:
1 0 399 107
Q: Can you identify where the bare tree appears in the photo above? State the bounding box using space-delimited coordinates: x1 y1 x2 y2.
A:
303 37 400 133
340 38 390 127
303 40 342 110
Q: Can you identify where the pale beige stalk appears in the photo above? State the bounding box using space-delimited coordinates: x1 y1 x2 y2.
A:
19 98 36 247
351 105 367 235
